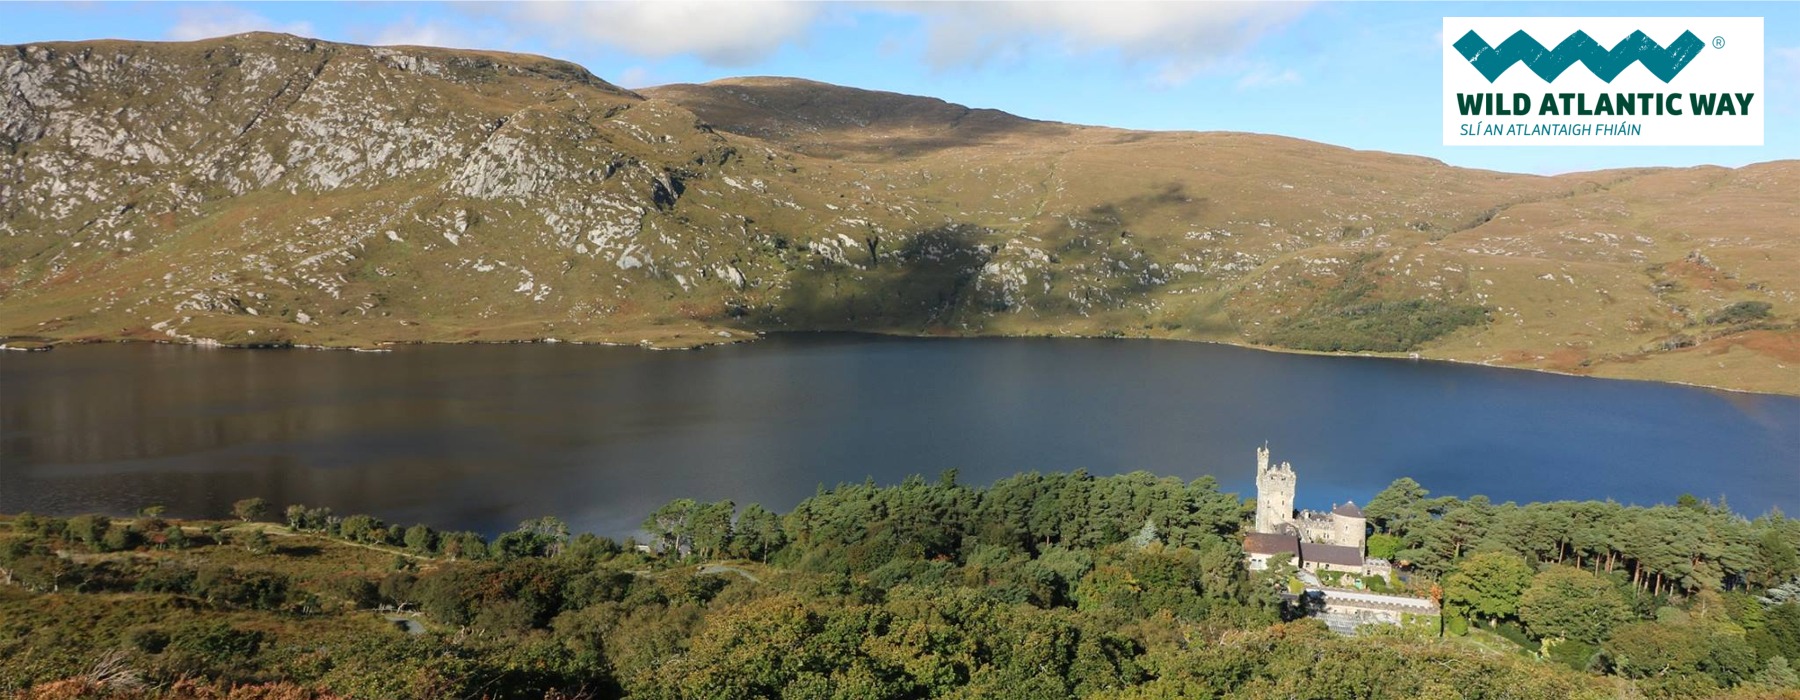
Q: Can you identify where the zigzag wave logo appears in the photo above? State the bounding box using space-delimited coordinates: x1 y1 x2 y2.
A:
1454 29 1706 83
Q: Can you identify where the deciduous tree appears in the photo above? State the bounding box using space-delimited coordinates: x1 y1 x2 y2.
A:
233 498 269 523
1519 566 1630 644
1443 551 1534 624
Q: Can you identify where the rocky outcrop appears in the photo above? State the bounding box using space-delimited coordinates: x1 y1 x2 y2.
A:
2 34 1796 394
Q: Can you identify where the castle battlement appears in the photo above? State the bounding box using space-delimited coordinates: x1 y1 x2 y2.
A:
1246 444 1369 572
1241 445 1430 634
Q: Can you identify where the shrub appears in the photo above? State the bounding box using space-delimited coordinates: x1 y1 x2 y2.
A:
101 526 141 553
1494 620 1535 650
379 572 419 608
162 525 190 550
419 567 483 625
136 564 198 595
193 566 292 610
473 598 537 634
172 621 265 658
1546 637 1599 671
35 516 69 539
65 514 111 548
1262 299 1489 352
330 575 381 609
1447 610 1470 636
127 626 172 654
237 529 271 554
1706 301 1773 325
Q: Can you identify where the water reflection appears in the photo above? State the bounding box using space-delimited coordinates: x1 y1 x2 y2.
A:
3 335 1796 538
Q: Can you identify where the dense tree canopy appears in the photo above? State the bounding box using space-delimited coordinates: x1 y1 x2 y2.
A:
2 472 1797 699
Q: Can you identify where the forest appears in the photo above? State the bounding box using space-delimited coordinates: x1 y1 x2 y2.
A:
2 471 1798 699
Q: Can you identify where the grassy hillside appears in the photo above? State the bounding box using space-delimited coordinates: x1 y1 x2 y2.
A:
2 34 1795 394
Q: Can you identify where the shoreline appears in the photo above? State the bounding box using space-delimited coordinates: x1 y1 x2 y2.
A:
5 327 1795 399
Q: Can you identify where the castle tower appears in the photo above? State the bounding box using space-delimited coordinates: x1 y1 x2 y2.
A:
1332 501 1367 553
1253 444 1296 533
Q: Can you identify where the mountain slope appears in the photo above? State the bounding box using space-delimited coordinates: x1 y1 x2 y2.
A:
2 35 1795 395
642 77 1071 158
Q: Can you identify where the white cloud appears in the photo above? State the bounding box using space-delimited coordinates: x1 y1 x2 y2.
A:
1777 47 1800 77
166 7 313 41
369 19 474 49
1234 65 1301 90
1773 47 1800 116
617 66 652 88
434 2 1307 81
249 1 1315 91
900 1 1311 84
491 1 825 67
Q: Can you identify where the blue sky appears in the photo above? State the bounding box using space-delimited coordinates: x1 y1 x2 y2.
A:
6 1 1796 174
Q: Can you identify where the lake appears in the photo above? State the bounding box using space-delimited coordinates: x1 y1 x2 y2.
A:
3 335 1797 538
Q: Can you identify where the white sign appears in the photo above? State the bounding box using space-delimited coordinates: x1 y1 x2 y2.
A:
1442 17 1763 146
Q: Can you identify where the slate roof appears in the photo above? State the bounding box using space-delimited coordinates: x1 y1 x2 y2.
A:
1244 532 1300 556
1301 542 1365 568
1332 501 1364 518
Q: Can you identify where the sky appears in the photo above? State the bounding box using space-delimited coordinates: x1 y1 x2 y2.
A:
5 1 1797 175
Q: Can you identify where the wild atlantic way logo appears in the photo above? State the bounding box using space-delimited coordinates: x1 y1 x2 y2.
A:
1453 29 1705 83
1441 17 1763 147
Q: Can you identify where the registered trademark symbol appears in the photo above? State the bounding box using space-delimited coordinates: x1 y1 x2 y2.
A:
1713 36 1726 49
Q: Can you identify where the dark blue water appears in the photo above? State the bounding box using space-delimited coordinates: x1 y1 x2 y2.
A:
2 335 1796 537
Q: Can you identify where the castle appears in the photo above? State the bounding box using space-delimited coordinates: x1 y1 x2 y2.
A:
1243 444 1387 577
